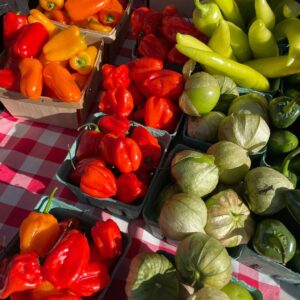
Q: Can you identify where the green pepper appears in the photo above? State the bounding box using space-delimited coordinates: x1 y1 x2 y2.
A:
287 241 300 273
282 189 300 224
281 147 300 187
252 218 296 264
269 96 300 129
255 0 276 30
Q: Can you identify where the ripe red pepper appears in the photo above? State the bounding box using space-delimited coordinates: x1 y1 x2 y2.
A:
42 229 90 289
3 12 28 48
127 81 145 108
42 294 82 300
141 69 185 101
131 126 162 170
91 219 123 260
10 291 31 300
100 133 118 165
97 115 130 136
13 23 49 58
0 69 20 91
161 4 178 16
0 253 43 299
113 136 142 173
160 15 208 44
102 64 131 90
129 108 145 124
137 34 171 62
127 57 163 84
116 172 147 203
4 48 22 70
80 164 117 198
144 96 181 133
98 88 134 118
167 46 189 65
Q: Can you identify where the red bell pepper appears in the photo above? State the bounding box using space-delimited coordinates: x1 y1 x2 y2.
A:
68 262 110 297
4 48 22 70
97 115 130 136
127 57 164 84
13 23 49 58
42 229 90 289
113 136 142 173
129 108 145 124
80 164 117 198
131 126 162 170
102 64 131 90
98 88 134 118
167 46 189 65
0 253 43 299
3 12 28 48
89 242 115 268
144 96 180 133
99 133 118 165
137 34 171 62
160 15 208 44
134 167 153 186
0 69 20 91
91 219 122 259
116 172 147 203
141 69 185 101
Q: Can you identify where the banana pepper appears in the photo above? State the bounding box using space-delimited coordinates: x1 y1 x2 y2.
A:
28 9 57 37
69 45 97 74
39 0 64 11
255 0 276 30
43 25 87 61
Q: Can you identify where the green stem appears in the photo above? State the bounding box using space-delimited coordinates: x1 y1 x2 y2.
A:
43 187 58 213
77 122 99 132
281 147 300 176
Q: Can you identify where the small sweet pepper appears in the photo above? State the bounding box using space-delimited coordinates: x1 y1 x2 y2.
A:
98 0 124 26
39 0 65 11
28 9 57 37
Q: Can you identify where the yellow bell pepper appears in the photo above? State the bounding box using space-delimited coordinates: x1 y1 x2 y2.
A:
43 25 87 61
69 46 98 74
39 0 64 11
28 9 57 37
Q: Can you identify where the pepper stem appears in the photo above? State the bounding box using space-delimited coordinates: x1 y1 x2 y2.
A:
194 0 209 15
77 122 99 132
43 187 58 214
282 97 298 114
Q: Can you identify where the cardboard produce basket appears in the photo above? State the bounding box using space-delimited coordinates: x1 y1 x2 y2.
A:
0 39 103 130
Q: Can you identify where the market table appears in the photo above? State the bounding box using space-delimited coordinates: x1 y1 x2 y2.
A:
0 3 290 298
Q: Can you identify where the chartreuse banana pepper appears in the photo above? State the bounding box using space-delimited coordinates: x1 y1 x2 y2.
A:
43 25 87 61
69 45 97 74
281 147 300 187
192 0 223 37
274 18 300 67
28 9 57 37
39 0 64 11
255 0 276 30
283 0 300 18
213 0 245 30
248 19 279 59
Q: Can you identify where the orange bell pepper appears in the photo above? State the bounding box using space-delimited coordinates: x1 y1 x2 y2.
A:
71 72 89 90
39 0 65 11
28 9 57 37
43 25 87 61
19 58 43 100
19 188 60 257
65 0 111 21
98 0 124 27
43 62 82 102
69 45 97 74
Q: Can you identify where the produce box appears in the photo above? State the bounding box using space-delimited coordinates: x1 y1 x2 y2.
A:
0 195 131 299
56 112 172 219
147 0 194 17
0 38 103 129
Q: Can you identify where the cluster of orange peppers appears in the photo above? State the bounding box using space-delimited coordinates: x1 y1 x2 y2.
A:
1 10 99 102
38 0 127 32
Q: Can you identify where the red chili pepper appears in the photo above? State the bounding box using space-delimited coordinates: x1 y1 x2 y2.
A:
68 262 110 297
91 219 123 260
131 126 162 170
42 229 90 289
167 46 189 65
144 96 180 132
127 57 164 84
0 69 20 91
0 253 43 299
102 64 131 90
80 164 117 198
13 23 49 58
137 34 171 62
97 115 130 136
98 88 134 118
141 69 185 100
116 172 147 203
160 15 208 44
113 136 142 173
100 133 118 165
3 12 28 48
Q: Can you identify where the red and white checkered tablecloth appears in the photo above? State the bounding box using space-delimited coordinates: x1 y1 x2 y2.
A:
0 3 281 299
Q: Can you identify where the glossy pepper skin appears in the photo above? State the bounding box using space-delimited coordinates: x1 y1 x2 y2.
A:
42 229 90 289
91 219 122 259
87 19 113 32
19 58 43 100
113 136 142 173
43 62 82 102
13 23 49 58
269 96 300 128
65 0 110 21
19 188 60 257
281 147 300 187
97 115 130 136
39 0 65 11
0 69 20 91
98 0 124 27
80 164 117 198
102 64 130 90
283 189 300 224
0 253 43 299
99 133 118 165
44 8 71 25
252 218 296 264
